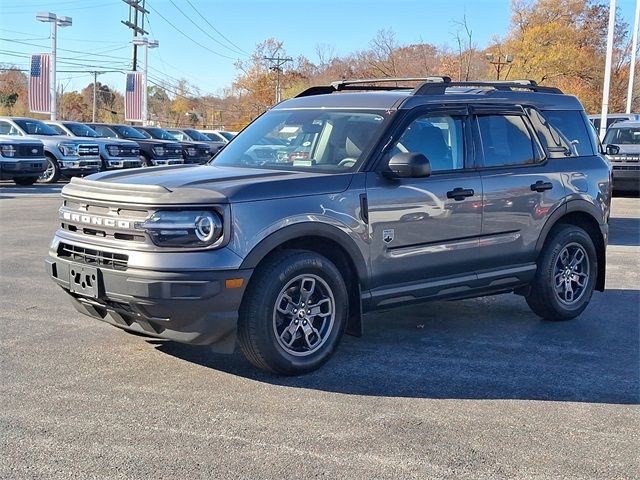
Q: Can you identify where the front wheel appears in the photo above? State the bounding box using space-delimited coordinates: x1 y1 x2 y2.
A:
526 224 597 321
39 156 61 183
139 154 153 167
238 250 348 375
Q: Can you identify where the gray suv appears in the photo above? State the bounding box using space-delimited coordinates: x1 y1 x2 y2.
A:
46 78 611 375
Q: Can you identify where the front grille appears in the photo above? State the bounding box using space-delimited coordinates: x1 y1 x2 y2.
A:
120 147 139 157
613 164 640 170
16 144 44 157
58 242 128 271
78 144 100 156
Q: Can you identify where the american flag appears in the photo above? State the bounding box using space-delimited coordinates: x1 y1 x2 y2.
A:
124 72 144 122
29 54 51 114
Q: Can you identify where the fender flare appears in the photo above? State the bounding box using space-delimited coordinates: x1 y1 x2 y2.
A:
239 222 369 290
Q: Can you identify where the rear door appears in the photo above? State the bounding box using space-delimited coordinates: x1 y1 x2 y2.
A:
472 106 567 272
365 106 484 294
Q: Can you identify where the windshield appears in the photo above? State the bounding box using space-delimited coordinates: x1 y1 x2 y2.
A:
184 129 211 141
212 109 389 173
141 127 177 141
219 131 235 141
112 125 147 140
64 122 99 137
14 119 59 136
603 127 640 145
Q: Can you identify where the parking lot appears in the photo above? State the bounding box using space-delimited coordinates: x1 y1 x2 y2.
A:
0 184 638 479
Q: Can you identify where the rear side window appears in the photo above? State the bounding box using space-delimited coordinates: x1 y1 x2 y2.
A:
541 110 595 156
477 115 536 167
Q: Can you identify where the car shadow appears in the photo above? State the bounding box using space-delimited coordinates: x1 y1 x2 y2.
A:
609 216 640 246
151 289 639 405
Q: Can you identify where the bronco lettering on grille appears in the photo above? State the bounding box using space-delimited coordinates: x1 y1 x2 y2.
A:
62 211 132 229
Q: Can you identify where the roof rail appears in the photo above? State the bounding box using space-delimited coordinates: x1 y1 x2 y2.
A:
413 79 563 95
295 77 563 98
295 77 451 98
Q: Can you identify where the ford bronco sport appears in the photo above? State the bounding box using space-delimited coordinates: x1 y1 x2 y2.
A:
46 78 611 375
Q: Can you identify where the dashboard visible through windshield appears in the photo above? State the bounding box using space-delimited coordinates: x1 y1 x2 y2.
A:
212 109 390 173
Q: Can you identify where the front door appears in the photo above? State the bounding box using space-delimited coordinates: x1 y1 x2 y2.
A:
365 109 483 305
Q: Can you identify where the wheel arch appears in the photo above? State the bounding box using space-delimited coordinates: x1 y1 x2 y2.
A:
239 223 368 336
535 200 607 291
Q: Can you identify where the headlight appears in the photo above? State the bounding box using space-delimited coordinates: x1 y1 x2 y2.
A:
106 145 121 156
152 146 165 156
0 144 16 157
186 147 196 156
58 142 79 156
138 210 223 247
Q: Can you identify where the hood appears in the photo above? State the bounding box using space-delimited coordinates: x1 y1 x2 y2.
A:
134 138 180 147
62 164 353 205
0 135 43 145
24 134 98 145
74 136 139 147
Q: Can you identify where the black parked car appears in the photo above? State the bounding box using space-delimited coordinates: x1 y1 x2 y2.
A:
88 123 183 167
134 127 211 165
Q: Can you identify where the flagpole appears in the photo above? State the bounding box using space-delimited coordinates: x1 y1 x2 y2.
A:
50 19 56 120
600 0 617 140
626 0 640 114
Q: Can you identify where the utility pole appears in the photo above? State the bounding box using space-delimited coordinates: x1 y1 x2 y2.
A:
626 0 640 114
485 53 514 81
121 0 148 71
263 55 293 103
92 71 100 122
36 12 72 120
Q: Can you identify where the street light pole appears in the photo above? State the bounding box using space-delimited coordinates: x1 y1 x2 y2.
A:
132 37 158 125
36 12 72 121
485 53 514 81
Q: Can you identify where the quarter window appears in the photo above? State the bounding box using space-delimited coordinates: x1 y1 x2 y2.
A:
477 115 536 167
393 115 465 172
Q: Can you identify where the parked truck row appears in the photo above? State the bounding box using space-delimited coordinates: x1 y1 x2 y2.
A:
0 116 235 185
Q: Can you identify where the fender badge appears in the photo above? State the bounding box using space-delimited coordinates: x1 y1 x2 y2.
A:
383 229 394 244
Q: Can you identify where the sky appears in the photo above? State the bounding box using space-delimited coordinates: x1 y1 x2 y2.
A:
1 0 638 97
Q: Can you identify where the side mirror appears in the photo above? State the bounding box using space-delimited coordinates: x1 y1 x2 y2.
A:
385 152 431 178
605 144 620 155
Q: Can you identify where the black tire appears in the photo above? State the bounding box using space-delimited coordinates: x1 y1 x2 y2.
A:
39 155 61 183
139 154 153 167
13 176 38 186
99 155 110 171
238 250 348 375
526 224 597 321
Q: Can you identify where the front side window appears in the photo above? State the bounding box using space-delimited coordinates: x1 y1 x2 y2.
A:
141 127 177 141
167 130 187 141
391 114 465 172
184 129 211 141
213 109 390 173
477 115 536 167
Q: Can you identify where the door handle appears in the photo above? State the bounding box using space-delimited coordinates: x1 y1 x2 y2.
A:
446 187 475 201
530 180 553 192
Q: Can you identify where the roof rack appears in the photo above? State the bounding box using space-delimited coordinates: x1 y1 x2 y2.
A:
295 77 451 97
295 77 563 98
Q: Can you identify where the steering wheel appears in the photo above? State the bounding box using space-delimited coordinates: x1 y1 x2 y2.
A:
338 158 357 168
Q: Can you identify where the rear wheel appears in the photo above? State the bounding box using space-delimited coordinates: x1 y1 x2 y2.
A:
526 224 597 321
238 250 348 375
14 176 38 186
39 155 61 183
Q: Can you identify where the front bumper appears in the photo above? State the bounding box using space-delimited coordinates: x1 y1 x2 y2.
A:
0 158 47 179
612 168 640 191
152 157 183 166
58 156 101 173
46 254 252 352
183 155 210 165
103 156 142 169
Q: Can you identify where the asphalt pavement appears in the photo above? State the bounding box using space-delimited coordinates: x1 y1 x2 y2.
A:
0 184 638 479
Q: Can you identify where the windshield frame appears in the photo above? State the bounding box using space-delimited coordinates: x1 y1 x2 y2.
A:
211 108 393 174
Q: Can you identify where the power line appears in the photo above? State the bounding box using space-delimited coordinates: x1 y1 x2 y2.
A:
167 0 248 57
185 0 251 56
145 1 238 61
